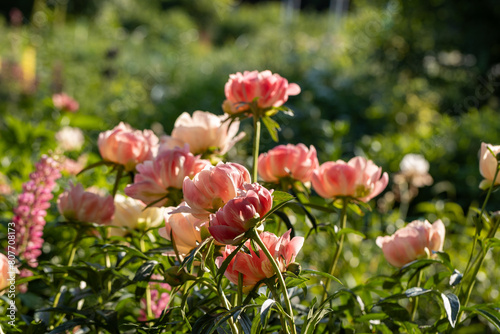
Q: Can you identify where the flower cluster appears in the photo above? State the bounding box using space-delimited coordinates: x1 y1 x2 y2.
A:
13 155 61 277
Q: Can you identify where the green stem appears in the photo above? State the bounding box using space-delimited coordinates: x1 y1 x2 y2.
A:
411 269 423 322
112 166 124 198
251 229 297 334
322 198 348 302
459 164 499 313
237 273 243 307
217 281 240 334
53 234 79 308
140 237 153 320
460 216 500 318
252 116 261 183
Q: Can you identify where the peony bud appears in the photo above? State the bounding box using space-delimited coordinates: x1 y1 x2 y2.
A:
479 142 500 189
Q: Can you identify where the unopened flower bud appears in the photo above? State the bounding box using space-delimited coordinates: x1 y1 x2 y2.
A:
286 262 301 276
164 266 195 287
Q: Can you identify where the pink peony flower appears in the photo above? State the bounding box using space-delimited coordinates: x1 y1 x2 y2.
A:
479 142 500 189
125 146 210 207
109 195 164 237
209 183 273 245
181 162 251 219
0 253 15 295
98 122 159 171
159 203 208 256
159 111 245 156
216 230 304 293
258 144 319 184
312 156 388 202
57 183 115 225
376 220 446 268
52 93 79 112
223 70 301 114
55 126 85 152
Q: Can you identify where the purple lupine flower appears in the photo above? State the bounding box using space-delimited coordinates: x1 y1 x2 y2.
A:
138 275 171 321
12 155 61 280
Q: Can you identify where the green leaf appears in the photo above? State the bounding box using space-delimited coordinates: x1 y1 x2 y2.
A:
133 260 158 282
379 302 411 321
337 228 366 239
301 269 343 285
261 116 280 142
487 237 500 249
405 287 432 298
263 191 295 220
441 293 460 328
260 299 275 326
473 307 500 331
449 269 463 287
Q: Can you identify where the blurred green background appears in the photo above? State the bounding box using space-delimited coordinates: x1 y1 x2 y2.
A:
1 1 500 330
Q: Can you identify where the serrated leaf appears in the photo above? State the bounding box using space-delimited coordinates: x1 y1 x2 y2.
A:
441 293 460 328
260 299 275 326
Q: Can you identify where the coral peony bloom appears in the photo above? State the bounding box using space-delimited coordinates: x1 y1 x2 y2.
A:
312 156 388 202
52 93 79 112
223 70 301 114
479 142 500 189
159 111 245 156
55 126 85 152
125 146 210 207
209 183 273 245
216 230 304 293
57 183 115 225
0 253 15 295
109 194 164 237
181 162 251 219
376 220 445 268
98 122 159 171
258 144 319 184
159 203 208 256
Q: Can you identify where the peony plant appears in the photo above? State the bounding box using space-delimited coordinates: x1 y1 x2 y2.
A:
2 70 500 334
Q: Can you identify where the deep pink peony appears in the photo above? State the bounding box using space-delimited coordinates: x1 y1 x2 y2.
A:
216 230 304 293
98 122 159 171
159 203 208 256
57 183 115 225
258 144 319 184
223 70 301 114
209 183 273 245
181 162 251 219
312 156 388 202
159 111 245 156
125 146 210 207
376 220 446 268
479 142 500 189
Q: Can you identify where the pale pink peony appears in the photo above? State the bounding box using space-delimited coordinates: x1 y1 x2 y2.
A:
181 162 251 219
216 230 304 293
57 183 115 225
376 220 446 268
479 142 500 189
312 156 388 202
258 144 319 183
159 111 245 156
159 203 208 256
55 126 85 152
125 146 210 207
209 183 273 245
109 194 164 237
223 70 301 114
98 122 159 171
52 93 79 112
